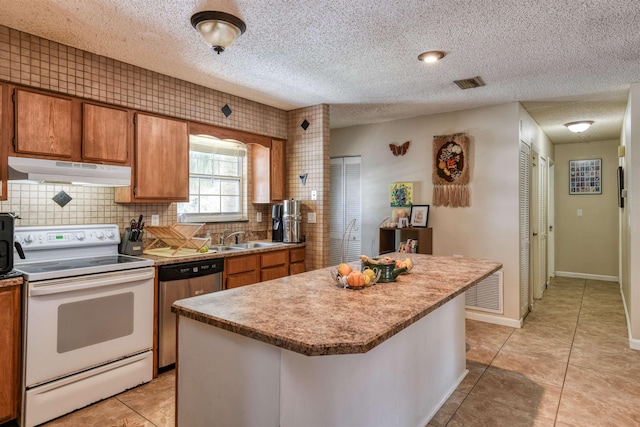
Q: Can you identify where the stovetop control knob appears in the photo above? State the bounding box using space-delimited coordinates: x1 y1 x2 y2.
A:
24 234 35 244
95 231 104 239
75 232 86 241
105 230 115 239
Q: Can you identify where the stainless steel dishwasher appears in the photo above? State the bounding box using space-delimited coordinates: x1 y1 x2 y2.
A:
158 258 224 369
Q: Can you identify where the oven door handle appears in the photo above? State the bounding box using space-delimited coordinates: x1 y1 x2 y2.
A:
29 269 155 296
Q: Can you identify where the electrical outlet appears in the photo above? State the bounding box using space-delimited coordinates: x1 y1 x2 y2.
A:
577 209 583 217
151 215 160 226
257 212 262 222
311 190 317 201
308 212 317 223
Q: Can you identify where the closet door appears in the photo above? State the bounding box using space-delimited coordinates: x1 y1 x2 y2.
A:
519 142 531 317
536 156 548 298
330 157 361 265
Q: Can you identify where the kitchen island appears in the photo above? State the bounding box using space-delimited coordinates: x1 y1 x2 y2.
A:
172 254 501 427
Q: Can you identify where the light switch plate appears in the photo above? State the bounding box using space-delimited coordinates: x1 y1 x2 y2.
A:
311 190 317 200
308 212 317 223
257 212 262 222
151 215 160 226
577 209 583 217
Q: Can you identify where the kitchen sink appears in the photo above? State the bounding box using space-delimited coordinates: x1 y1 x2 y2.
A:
231 241 283 249
208 245 245 252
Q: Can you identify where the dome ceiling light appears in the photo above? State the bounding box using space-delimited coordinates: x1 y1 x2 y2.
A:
564 121 594 133
191 11 246 54
418 51 446 63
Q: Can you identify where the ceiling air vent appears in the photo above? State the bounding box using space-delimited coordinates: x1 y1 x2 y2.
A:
453 76 486 90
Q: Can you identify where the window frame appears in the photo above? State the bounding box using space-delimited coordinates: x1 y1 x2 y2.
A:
177 135 248 223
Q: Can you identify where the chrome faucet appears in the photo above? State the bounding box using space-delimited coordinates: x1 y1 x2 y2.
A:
219 229 231 245
223 230 246 244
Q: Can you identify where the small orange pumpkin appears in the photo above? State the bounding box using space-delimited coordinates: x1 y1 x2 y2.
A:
346 271 365 287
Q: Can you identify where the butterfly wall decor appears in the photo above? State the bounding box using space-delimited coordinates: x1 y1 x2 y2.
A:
389 141 410 157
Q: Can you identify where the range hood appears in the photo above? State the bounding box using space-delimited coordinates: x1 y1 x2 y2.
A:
8 156 131 187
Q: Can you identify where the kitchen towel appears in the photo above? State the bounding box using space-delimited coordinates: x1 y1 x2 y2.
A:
432 133 471 207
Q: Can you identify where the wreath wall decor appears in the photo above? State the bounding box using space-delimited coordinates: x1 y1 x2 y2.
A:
432 133 471 207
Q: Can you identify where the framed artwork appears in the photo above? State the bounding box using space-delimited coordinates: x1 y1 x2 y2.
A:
410 205 429 228
390 182 413 207
569 159 601 195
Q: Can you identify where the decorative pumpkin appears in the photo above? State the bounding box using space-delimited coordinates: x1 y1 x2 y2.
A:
346 271 365 287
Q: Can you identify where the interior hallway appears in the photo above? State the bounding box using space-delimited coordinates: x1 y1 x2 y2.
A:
38 277 639 427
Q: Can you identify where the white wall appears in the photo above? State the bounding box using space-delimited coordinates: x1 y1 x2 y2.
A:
331 103 522 323
621 82 640 348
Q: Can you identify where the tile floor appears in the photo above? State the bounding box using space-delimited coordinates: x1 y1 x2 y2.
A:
37 277 639 426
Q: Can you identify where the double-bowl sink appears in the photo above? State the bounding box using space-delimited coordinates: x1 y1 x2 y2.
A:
209 241 284 253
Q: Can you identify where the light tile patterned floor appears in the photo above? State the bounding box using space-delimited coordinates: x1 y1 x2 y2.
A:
39 277 640 426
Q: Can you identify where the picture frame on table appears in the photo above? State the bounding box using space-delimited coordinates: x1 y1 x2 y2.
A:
410 205 429 228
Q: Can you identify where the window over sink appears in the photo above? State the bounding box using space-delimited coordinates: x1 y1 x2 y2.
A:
177 135 247 222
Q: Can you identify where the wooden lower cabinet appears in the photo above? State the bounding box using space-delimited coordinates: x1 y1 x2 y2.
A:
0 283 21 424
225 254 260 289
289 247 305 275
223 247 305 289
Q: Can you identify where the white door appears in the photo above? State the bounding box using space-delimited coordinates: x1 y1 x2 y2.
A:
537 156 548 298
519 142 531 317
548 159 555 278
330 157 361 265
531 149 540 301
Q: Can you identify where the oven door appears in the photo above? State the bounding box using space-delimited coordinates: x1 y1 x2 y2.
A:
25 267 155 388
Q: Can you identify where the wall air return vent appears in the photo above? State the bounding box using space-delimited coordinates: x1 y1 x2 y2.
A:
453 76 486 90
465 270 503 314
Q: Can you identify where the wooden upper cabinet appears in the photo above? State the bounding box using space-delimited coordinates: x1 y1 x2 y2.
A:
252 144 270 204
14 89 74 158
270 139 285 201
82 103 129 164
133 113 189 201
251 139 286 204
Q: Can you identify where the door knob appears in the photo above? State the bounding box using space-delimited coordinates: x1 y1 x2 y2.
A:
532 232 538 236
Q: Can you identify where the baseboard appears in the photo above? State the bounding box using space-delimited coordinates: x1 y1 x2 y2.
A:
619 285 640 351
555 271 618 282
465 310 522 328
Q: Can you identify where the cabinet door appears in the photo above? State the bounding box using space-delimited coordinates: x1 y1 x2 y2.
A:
261 265 288 282
0 285 20 423
289 247 305 264
15 89 73 157
82 103 129 164
226 254 258 275
252 144 270 203
260 250 287 268
270 139 285 201
226 271 259 289
289 262 305 276
134 113 188 200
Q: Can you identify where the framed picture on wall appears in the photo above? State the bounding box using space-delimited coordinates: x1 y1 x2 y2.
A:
410 205 429 228
569 159 601 195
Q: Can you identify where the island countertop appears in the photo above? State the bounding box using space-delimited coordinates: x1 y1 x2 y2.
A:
172 254 502 356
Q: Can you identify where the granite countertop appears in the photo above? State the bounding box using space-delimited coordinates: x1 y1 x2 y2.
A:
141 242 306 266
0 275 23 288
172 254 502 356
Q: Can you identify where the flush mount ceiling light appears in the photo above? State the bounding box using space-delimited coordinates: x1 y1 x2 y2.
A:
418 51 446 63
191 11 246 54
564 121 594 133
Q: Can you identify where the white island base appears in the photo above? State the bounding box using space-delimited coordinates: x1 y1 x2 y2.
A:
176 294 467 427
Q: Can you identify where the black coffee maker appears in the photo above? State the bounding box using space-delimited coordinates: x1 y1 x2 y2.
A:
0 213 24 275
272 204 283 242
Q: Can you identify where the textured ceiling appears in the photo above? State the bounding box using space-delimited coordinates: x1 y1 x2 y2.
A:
1 0 639 144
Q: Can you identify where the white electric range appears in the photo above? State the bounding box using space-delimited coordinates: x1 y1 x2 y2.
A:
14 224 155 427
